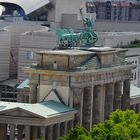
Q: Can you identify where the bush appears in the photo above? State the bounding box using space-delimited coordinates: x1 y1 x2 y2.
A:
60 110 140 140
59 126 92 140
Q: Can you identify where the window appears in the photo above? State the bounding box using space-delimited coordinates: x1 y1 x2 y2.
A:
53 61 57 69
135 73 137 80
138 71 140 78
26 51 34 60
131 73 133 80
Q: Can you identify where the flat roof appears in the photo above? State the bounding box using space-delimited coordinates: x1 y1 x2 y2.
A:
88 46 115 52
130 85 140 98
17 79 29 89
0 100 76 118
0 79 18 88
36 50 95 56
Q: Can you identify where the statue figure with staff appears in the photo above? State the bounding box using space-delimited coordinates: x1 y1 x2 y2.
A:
56 7 98 49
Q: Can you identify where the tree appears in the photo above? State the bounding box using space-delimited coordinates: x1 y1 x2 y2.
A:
59 126 92 140
60 110 140 140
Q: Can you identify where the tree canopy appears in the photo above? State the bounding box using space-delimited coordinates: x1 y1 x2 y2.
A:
59 110 140 140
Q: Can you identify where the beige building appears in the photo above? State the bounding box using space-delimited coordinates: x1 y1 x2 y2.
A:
61 14 140 32
97 32 140 47
18 30 56 81
126 48 140 87
0 28 11 81
5 25 46 77
24 47 134 130
47 0 85 28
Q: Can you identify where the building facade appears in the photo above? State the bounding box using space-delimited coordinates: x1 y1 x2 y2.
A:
126 48 140 87
0 46 138 139
24 47 134 130
86 1 140 22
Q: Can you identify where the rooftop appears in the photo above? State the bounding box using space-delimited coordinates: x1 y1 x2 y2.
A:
0 100 76 118
130 85 140 98
88 46 115 52
17 79 29 89
36 50 95 56
0 79 18 88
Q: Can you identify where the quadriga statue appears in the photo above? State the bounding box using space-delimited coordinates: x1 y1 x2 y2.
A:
56 8 98 49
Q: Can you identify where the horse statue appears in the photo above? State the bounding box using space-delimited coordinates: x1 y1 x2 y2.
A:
56 8 98 48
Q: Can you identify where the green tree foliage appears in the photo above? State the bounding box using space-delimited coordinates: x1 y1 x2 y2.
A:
60 110 140 140
59 126 92 140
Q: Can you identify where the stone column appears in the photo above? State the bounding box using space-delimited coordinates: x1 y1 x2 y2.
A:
29 82 37 103
104 83 114 120
53 124 60 140
46 125 53 140
68 88 73 108
92 85 105 124
90 83 94 131
0 87 2 101
60 123 64 137
122 79 130 110
31 126 38 140
130 104 136 111
82 87 92 130
60 121 68 137
63 121 68 135
73 88 84 125
68 120 74 131
9 124 15 140
25 126 30 140
0 124 7 140
40 126 46 139
114 82 122 110
136 104 140 112
17 125 23 140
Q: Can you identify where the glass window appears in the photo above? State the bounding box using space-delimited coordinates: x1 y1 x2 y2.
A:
135 73 137 80
26 51 34 60
131 73 133 80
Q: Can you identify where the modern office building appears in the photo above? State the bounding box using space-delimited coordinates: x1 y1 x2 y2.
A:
18 29 56 82
86 1 140 22
0 28 10 81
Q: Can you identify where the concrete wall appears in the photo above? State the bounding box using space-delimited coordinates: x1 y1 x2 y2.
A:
0 29 11 81
39 85 69 104
61 14 140 32
48 0 85 28
61 14 83 30
18 31 56 81
0 21 45 28
95 21 140 32
126 48 140 87
97 32 140 47
55 0 85 23
5 25 46 77
126 56 140 87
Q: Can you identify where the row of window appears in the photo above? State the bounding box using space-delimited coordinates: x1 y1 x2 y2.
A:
131 72 137 80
